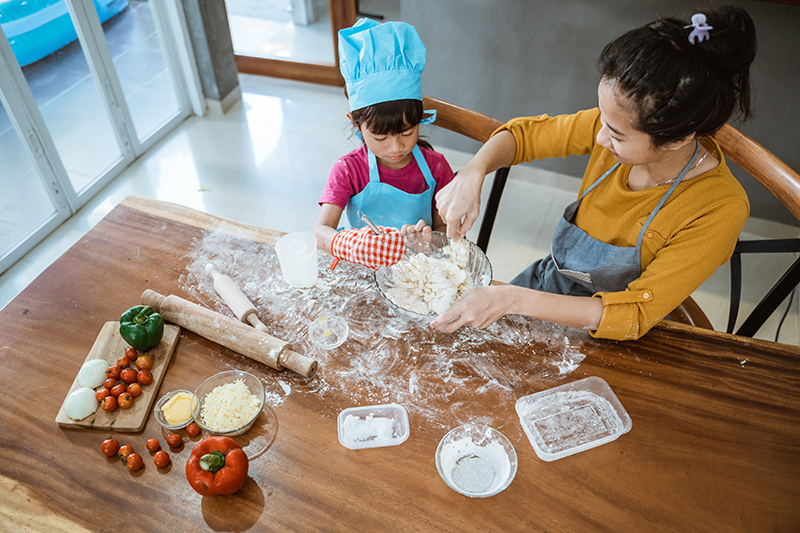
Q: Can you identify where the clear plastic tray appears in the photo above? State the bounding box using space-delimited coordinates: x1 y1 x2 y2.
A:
515 376 632 461
337 403 409 450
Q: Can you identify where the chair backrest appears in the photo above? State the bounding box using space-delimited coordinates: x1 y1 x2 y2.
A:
422 95 511 252
422 95 504 143
671 124 800 337
715 124 800 220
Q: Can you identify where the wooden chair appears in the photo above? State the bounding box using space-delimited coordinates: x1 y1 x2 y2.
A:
422 95 510 253
671 124 800 337
424 95 800 338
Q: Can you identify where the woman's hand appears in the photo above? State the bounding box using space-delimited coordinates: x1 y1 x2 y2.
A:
430 286 513 332
435 130 518 241
435 165 485 241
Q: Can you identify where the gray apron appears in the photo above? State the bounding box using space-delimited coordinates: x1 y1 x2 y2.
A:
511 141 700 296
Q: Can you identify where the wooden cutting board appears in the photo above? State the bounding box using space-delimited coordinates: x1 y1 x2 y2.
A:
56 321 180 432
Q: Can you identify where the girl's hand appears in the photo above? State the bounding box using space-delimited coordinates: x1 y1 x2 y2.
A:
400 219 432 236
435 165 485 241
430 286 511 332
330 226 405 270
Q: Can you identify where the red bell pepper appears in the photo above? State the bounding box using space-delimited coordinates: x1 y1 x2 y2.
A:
185 437 249 496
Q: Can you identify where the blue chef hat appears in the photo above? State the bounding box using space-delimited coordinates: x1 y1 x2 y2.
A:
338 18 426 112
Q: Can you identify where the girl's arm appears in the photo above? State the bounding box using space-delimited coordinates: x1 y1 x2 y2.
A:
429 284 603 333
313 204 344 251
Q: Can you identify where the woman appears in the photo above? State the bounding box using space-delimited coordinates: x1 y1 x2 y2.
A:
431 6 757 340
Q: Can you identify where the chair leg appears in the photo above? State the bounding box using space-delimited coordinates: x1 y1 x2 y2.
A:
736 256 800 337
476 167 510 254
726 252 742 334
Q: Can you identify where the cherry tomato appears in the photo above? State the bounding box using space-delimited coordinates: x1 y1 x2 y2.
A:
101 437 119 457
125 347 138 360
118 392 133 409
166 433 182 448
95 388 110 402
146 438 160 452
106 365 121 380
127 382 142 398
117 356 131 368
135 355 153 371
110 383 127 398
137 369 153 385
120 368 137 384
153 450 170 468
126 452 144 471
118 444 134 458
185 422 201 437
101 396 118 412
104 378 117 390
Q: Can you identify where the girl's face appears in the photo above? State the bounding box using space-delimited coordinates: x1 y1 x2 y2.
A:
355 118 419 170
596 79 678 166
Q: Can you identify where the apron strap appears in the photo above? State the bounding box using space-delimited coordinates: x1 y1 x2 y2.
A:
635 140 701 249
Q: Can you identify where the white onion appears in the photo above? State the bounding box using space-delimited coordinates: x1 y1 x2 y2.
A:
77 359 109 388
65 387 99 420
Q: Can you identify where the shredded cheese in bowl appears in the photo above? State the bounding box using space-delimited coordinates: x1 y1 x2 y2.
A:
194 371 265 437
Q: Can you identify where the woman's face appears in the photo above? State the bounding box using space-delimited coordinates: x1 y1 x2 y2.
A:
357 120 419 170
596 79 667 166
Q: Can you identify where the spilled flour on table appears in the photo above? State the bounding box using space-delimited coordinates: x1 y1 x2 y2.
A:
178 224 593 430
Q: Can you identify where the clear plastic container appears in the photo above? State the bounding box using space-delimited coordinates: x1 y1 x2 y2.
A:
337 403 409 450
275 232 318 287
515 376 632 462
308 315 348 349
435 423 517 498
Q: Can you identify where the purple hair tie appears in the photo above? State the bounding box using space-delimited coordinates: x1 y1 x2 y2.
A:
685 14 712 44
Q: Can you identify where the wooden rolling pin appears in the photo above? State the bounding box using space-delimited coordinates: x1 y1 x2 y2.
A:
141 289 318 379
205 263 269 332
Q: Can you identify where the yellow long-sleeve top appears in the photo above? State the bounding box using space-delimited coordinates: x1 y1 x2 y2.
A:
496 108 749 340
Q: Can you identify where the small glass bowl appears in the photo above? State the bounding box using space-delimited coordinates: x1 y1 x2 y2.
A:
192 370 266 437
308 315 349 349
153 389 199 431
435 423 517 498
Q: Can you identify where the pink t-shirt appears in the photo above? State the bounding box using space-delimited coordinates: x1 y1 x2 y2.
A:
319 144 455 210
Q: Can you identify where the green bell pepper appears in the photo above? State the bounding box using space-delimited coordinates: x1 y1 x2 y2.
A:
119 305 164 351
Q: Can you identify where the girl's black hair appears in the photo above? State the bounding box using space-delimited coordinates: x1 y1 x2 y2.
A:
598 5 756 147
350 99 434 150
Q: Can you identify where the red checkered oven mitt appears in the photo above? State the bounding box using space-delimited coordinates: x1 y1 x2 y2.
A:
330 226 405 270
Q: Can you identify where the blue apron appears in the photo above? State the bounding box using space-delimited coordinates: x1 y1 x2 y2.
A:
345 144 436 229
511 141 701 296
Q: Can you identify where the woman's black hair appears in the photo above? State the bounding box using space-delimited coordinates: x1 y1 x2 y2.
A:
598 5 756 147
350 99 434 150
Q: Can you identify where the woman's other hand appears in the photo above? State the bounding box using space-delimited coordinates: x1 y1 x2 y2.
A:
430 286 511 332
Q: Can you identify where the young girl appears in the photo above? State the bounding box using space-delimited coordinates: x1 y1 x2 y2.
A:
315 19 455 270
432 6 756 341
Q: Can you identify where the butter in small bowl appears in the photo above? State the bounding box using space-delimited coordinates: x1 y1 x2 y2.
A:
154 390 199 430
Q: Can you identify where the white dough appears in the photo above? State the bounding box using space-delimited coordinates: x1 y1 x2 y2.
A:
385 243 474 315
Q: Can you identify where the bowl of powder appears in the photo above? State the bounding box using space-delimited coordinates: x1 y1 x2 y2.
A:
192 370 265 437
435 422 517 498
375 232 492 318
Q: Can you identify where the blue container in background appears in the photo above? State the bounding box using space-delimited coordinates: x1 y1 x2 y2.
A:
0 0 129 67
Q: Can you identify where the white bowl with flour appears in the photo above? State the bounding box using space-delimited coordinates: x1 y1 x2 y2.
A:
435 422 517 497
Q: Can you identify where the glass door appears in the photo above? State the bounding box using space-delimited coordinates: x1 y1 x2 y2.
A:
228 0 357 86
0 0 198 274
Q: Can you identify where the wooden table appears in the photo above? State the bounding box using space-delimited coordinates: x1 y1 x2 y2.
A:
2 196 799 533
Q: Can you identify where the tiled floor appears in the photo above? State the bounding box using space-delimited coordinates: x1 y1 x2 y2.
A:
1 73 798 345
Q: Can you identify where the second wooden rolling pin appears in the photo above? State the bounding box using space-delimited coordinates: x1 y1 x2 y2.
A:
141 289 318 379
